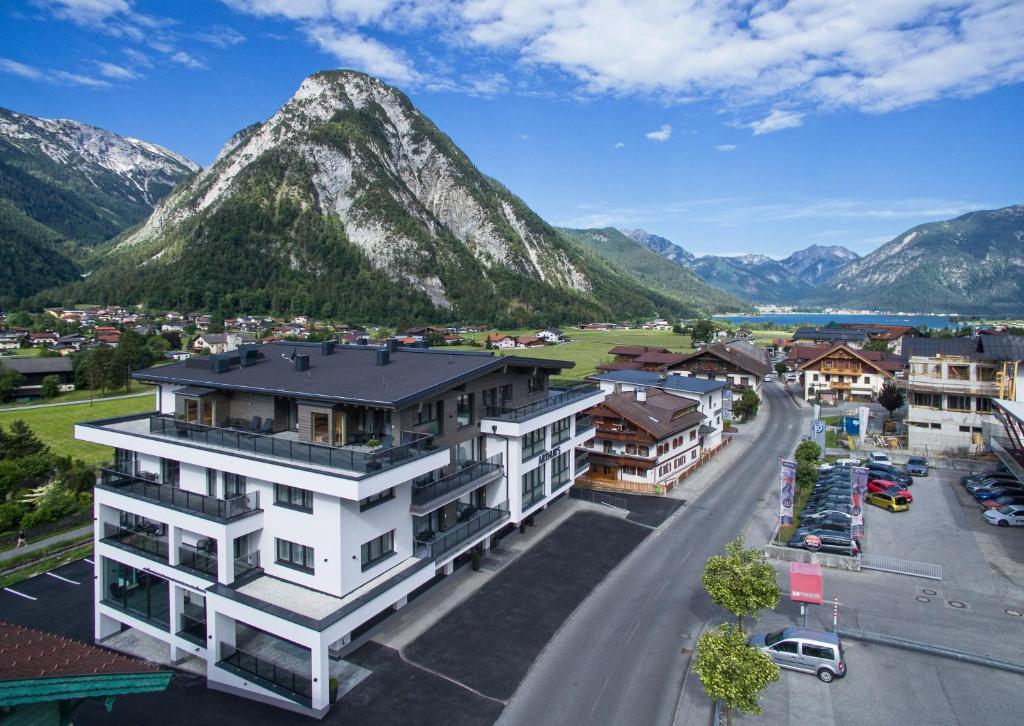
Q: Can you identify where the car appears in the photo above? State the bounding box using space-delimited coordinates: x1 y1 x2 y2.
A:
981 494 1024 510
794 521 851 537
787 531 859 556
974 485 1024 501
764 373 774 382
963 471 1015 487
748 628 847 682
867 479 912 502
905 456 929 476
866 491 909 512
802 505 853 517
962 466 1009 484
867 463 913 486
801 511 853 526
869 452 893 465
983 504 1024 527
834 457 862 467
962 475 1019 493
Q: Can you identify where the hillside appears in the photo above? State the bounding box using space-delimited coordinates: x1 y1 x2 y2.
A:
0 106 197 302
780 244 859 286
559 227 747 313
53 71 693 326
808 204 1024 314
621 228 695 264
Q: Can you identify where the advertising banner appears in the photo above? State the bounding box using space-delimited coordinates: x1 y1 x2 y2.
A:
852 466 869 539
780 458 797 526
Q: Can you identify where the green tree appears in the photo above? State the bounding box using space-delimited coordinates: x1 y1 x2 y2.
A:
732 389 761 421
694 623 779 726
0 367 25 402
4 420 46 460
701 536 780 633
690 319 716 344
877 381 906 419
794 440 821 464
774 362 787 377
862 340 891 353
147 335 171 357
40 374 60 400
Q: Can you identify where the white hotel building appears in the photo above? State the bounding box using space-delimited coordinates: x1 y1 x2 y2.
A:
76 341 601 717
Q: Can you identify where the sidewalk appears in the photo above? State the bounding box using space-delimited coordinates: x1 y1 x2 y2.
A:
0 524 92 565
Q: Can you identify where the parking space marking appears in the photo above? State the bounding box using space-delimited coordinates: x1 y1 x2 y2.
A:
45 572 80 585
4 587 37 601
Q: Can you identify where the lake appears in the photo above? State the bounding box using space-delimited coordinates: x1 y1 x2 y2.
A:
713 313 959 329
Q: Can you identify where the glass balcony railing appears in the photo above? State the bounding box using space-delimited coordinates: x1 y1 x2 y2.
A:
218 644 311 707
99 468 259 522
411 454 503 511
574 452 590 475
234 551 261 580
415 505 510 561
177 606 207 646
483 385 600 423
178 543 218 578
148 414 437 476
102 523 168 562
575 415 595 436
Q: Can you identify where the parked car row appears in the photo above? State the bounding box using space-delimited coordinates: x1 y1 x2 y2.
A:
961 465 1024 527
787 467 860 556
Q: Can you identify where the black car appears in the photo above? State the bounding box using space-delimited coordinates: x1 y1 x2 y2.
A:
867 463 913 486
787 531 859 556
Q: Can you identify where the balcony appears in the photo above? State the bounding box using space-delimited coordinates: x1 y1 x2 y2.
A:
410 455 504 515
575 415 595 437
217 644 311 707
483 385 600 423
575 452 590 476
99 468 260 522
415 505 510 561
102 523 168 562
147 414 437 476
178 543 218 579
177 603 207 647
233 551 262 580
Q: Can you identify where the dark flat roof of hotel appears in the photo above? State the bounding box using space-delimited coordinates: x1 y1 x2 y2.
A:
589 369 727 394
133 342 572 409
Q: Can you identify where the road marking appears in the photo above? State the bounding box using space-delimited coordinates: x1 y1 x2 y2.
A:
45 572 80 585
84 558 94 564
4 587 37 601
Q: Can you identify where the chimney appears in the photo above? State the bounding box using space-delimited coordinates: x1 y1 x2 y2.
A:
635 387 647 402
376 349 390 366
321 340 335 356
294 354 310 372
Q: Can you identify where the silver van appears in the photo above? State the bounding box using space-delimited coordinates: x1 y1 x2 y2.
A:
748 627 846 682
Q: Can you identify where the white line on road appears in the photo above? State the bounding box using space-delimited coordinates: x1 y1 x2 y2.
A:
84 558 94 564
4 587 37 601
45 572 80 585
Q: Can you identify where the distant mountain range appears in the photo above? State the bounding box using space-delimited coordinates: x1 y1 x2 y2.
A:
0 106 196 303
621 228 695 264
41 71 721 325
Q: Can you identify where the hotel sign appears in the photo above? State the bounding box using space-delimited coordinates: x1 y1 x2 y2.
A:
539 446 562 463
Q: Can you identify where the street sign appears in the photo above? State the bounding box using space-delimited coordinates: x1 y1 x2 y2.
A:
803 534 822 551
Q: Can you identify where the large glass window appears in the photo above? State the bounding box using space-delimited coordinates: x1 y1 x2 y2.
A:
275 538 314 573
311 412 330 444
416 401 443 435
361 530 395 571
161 459 179 487
521 429 546 460
456 393 474 429
206 469 218 497
102 558 169 629
911 392 942 408
224 473 246 498
946 395 971 411
522 466 546 507
359 487 395 511
977 397 993 413
528 374 544 394
275 484 313 512
552 416 571 444
552 452 571 488
184 398 199 423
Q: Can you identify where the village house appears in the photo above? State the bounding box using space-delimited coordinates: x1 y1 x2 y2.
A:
535 328 565 343
797 343 895 403
668 341 771 396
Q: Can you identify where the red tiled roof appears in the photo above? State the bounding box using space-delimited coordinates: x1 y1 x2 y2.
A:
635 352 689 366
0 622 162 682
595 390 704 440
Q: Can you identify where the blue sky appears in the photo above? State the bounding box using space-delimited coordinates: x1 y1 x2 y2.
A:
2 1 1022 259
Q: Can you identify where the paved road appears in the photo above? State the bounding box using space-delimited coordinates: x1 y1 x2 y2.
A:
0 390 152 411
498 383 808 726
0 524 92 564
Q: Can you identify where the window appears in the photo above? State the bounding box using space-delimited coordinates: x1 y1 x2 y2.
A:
275 484 313 512
626 443 638 455
521 429 546 460
690 430 697 441
863 376 870 384
528 374 544 394
691 450 698 460
552 416 571 444
947 364 969 380
522 466 545 507
161 459 179 487
360 487 395 511
657 443 668 456
552 452 570 488
638 446 650 457
603 441 613 453
813 374 819 381
771 641 798 654
361 530 395 571
802 644 835 660
310 411 329 443
114 448 136 474
224 473 246 498
275 538 314 573
456 393 474 428
947 395 971 411
911 392 942 409
206 469 218 497
416 401 443 434
184 398 199 423
621 465 639 476
102 558 169 628
977 397 992 413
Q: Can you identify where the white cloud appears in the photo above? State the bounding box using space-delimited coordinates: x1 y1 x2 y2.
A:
645 123 672 142
519 133 529 140
169 51 207 70
221 1 1024 124
305 25 420 84
96 61 139 79
715 144 737 152
0 57 111 88
195 27 247 48
123 48 152 67
747 109 804 135
39 0 131 25
613 141 624 149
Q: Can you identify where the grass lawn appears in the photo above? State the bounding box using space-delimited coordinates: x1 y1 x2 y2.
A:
449 327 698 380
0 385 155 410
0 393 156 465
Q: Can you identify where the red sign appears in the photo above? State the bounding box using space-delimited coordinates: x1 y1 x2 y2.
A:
803 534 822 551
790 562 824 605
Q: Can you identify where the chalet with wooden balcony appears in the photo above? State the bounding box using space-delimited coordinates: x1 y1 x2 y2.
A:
796 343 894 402
666 341 771 395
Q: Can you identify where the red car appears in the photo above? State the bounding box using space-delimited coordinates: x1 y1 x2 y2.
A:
982 494 1024 510
868 479 913 503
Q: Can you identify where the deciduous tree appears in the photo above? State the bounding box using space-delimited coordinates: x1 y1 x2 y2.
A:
878 381 905 419
701 536 780 633
732 389 760 421
694 623 779 726
40 374 60 400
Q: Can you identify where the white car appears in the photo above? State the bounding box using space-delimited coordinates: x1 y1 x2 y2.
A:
869 452 892 465
764 373 774 382
834 457 862 467
983 504 1024 527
